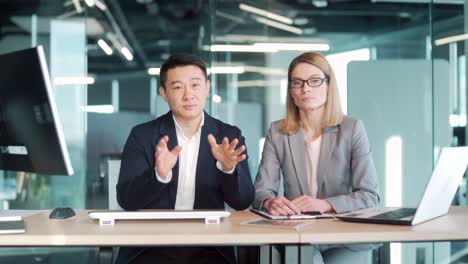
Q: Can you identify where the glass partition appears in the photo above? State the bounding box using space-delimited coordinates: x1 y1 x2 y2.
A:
209 1 465 264
0 0 466 263
0 8 87 210
0 3 89 263
433 2 467 263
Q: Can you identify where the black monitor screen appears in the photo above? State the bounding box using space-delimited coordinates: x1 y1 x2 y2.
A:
0 46 73 175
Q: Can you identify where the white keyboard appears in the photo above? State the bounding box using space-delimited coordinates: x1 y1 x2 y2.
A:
88 210 231 226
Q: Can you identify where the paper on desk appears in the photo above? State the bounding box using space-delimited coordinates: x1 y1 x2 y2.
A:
0 216 25 234
241 218 315 230
0 210 39 218
0 216 22 221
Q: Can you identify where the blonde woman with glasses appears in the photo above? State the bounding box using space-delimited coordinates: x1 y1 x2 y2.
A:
254 52 380 263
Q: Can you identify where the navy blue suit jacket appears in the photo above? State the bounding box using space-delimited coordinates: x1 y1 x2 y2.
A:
116 111 255 264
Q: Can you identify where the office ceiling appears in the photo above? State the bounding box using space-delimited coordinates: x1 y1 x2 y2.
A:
0 0 463 76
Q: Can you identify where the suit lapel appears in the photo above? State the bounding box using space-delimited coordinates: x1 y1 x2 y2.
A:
317 125 338 194
288 129 310 196
159 111 179 208
194 112 217 208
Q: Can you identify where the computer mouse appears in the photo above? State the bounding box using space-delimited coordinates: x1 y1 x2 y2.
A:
49 207 76 219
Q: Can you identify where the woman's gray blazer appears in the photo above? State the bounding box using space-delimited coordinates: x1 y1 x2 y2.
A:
253 116 380 213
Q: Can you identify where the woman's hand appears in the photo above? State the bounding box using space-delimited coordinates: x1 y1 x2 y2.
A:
291 195 333 213
263 196 301 216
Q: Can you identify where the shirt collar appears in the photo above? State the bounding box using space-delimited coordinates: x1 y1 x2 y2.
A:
172 112 205 140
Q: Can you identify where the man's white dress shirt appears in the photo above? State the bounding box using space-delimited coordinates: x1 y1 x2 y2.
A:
155 113 233 209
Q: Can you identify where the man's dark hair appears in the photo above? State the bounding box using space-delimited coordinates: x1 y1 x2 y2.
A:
159 53 208 88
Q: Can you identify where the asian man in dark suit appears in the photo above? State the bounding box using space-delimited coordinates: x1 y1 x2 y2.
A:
116 54 255 264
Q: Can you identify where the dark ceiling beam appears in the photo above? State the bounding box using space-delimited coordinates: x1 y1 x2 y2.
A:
281 1 460 18
297 9 412 17
94 70 151 81
369 14 464 43
106 0 149 68
330 15 464 54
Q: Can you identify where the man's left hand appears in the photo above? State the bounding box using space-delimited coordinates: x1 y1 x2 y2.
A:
207 134 246 172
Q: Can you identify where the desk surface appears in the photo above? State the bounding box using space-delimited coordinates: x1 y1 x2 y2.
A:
1 207 467 247
0 210 298 246
300 207 468 244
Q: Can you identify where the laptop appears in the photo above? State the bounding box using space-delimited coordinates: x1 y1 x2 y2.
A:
337 147 468 226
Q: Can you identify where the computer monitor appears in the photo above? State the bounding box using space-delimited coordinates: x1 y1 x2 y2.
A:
0 46 73 175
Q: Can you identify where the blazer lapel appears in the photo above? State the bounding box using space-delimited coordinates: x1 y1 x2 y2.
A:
288 129 310 196
159 111 179 208
193 112 217 208
317 125 338 194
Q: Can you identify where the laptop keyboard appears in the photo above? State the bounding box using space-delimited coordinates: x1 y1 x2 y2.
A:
371 208 417 219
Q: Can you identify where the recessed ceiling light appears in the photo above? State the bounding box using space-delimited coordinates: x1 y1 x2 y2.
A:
136 0 153 4
303 28 317 35
294 17 309 26
312 0 328 8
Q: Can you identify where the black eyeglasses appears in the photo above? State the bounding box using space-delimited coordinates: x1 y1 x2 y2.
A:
289 77 328 89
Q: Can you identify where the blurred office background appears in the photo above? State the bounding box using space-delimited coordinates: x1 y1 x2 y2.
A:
0 0 466 263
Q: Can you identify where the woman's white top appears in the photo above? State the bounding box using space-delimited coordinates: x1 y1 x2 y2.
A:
305 136 322 198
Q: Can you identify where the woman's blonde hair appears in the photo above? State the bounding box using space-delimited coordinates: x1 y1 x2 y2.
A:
280 52 343 134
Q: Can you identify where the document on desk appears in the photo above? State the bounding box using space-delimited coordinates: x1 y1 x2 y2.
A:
0 216 25 234
241 218 314 230
250 209 333 220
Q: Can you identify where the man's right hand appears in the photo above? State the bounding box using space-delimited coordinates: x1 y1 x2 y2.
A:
154 135 182 180
263 196 301 216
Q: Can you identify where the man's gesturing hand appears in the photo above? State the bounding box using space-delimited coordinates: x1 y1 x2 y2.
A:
154 135 182 180
207 134 246 172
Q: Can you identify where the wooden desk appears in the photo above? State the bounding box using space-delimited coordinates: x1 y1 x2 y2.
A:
300 206 468 244
1 207 467 264
0 210 299 246
1 207 467 246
